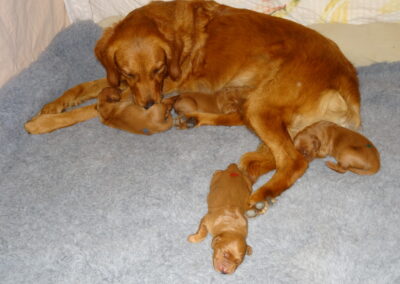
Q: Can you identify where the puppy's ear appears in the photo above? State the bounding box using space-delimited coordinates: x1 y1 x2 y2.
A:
95 27 121 87
311 135 321 151
211 236 221 249
246 245 253 256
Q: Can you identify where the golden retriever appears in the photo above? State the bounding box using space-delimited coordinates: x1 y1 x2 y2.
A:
27 0 361 208
188 163 252 274
293 121 380 175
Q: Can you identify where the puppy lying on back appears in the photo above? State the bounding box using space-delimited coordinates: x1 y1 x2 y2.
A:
294 121 380 175
188 163 252 274
98 87 173 135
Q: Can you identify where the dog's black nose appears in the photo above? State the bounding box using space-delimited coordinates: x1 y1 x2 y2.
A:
144 100 155 110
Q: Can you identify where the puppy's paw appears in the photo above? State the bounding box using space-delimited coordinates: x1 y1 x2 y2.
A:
186 117 198 128
174 115 198 129
187 234 205 243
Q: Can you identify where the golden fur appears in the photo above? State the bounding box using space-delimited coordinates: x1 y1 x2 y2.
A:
97 87 173 135
164 91 244 128
188 163 252 274
26 0 361 207
25 83 173 135
293 121 380 175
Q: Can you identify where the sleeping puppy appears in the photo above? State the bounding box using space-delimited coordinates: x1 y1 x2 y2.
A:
188 163 252 274
97 87 173 135
164 92 244 129
294 121 380 175
24 85 173 135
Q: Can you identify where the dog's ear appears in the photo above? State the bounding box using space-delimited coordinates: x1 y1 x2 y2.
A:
161 40 182 81
246 245 253 256
95 27 121 87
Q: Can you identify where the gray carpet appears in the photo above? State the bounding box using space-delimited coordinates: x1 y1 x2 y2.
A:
1 21 399 284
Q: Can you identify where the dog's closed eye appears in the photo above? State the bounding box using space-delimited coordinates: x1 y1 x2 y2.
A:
152 65 165 75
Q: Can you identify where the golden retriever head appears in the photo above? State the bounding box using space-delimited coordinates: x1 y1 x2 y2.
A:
95 20 181 109
94 1 218 109
211 232 252 274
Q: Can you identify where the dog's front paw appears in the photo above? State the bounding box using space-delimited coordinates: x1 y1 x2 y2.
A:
24 119 40 134
246 198 276 218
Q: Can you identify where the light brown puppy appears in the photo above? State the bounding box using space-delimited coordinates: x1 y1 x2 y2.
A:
97 87 173 135
165 91 244 128
188 163 252 274
24 84 173 135
293 121 380 175
31 0 362 207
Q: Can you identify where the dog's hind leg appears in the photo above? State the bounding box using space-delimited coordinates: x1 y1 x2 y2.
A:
239 143 276 183
245 107 308 206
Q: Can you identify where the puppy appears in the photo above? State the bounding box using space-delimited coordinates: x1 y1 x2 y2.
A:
165 92 244 129
294 121 380 175
25 86 174 135
97 87 173 135
188 163 252 274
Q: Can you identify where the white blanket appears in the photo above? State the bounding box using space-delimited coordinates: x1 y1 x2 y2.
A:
0 0 69 87
64 0 400 25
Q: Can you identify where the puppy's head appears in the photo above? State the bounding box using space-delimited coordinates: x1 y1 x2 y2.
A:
212 233 252 274
95 21 181 109
138 102 173 135
294 133 321 161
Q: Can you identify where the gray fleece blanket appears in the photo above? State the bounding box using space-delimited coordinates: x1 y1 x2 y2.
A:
0 21 399 284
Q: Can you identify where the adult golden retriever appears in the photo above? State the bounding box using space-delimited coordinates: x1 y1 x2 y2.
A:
28 0 361 207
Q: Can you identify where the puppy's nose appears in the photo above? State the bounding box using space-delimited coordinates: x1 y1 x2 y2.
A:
144 100 155 110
